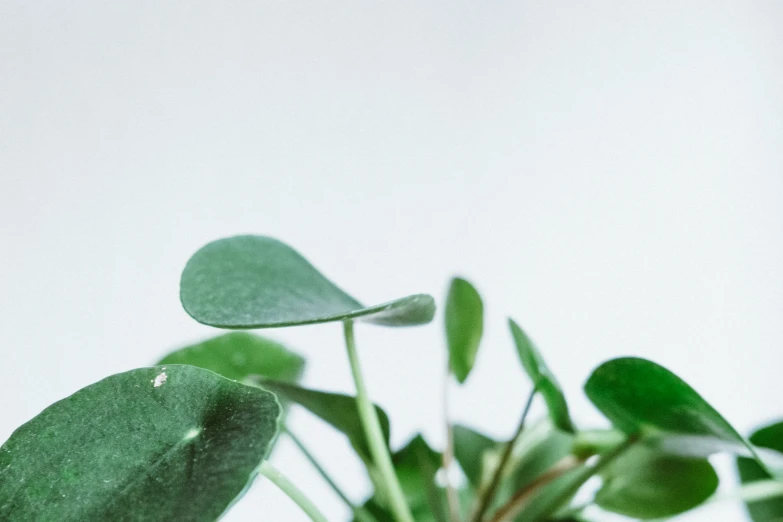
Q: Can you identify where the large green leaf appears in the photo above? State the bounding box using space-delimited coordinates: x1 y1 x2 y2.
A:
158 332 305 384
445 277 484 384
256 379 390 467
180 235 435 328
453 424 499 489
584 357 752 457
0 365 280 522
738 421 783 521
509 319 575 433
595 445 719 518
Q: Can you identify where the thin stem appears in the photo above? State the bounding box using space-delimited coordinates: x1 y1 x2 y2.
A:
490 434 638 522
343 320 415 522
736 479 783 503
443 366 461 522
469 387 536 522
259 461 330 522
285 427 380 522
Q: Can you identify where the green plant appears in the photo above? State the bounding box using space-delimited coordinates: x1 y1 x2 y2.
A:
2 234 782 521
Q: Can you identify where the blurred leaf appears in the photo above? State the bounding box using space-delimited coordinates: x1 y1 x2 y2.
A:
453 424 500 489
445 277 484 383
356 435 448 522
595 445 718 518
257 379 389 468
738 420 783 521
509 319 575 433
510 422 574 492
584 357 750 457
0 365 280 522
180 235 435 328
158 332 305 384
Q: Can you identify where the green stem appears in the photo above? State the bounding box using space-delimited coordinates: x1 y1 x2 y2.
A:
343 320 415 522
469 387 536 522
736 479 783 503
259 461 330 522
285 427 380 522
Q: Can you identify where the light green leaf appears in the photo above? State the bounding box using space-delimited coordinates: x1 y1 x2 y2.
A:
584 357 751 458
158 332 305 384
738 421 783 521
509 421 574 492
256 379 389 467
445 277 484 383
180 235 435 328
509 319 575 433
0 365 280 522
595 445 718 518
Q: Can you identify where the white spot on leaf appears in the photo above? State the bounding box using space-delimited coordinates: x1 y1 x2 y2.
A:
153 371 168 388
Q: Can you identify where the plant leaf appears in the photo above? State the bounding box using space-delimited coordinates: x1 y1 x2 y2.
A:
180 235 435 328
453 424 499 489
0 365 280 522
445 277 484 383
509 421 575 492
158 332 305 384
256 379 390 467
584 357 750 457
358 435 448 522
595 445 718 518
737 421 783 521
509 319 575 433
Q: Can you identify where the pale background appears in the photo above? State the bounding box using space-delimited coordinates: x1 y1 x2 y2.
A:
1 1 782 521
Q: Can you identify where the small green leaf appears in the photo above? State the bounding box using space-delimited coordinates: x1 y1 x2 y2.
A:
738 421 783 521
509 421 574 492
445 277 484 383
358 435 448 522
595 445 719 518
584 357 749 457
0 365 280 522
453 424 499 489
180 235 435 328
257 379 390 467
158 332 305 384
509 319 575 433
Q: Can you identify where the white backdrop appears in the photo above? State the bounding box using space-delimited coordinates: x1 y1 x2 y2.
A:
1 1 782 521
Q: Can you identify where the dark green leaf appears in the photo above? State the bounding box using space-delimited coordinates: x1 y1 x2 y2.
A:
509 319 575 433
180 235 435 328
256 379 389 467
595 445 718 518
584 357 751 457
453 424 499 489
445 277 484 383
738 421 783 521
0 365 280 522
158 332 305 384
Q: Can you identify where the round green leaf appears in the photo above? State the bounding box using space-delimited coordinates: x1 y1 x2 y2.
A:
584 357 748 457
595 445 719 518
257 379 390 468
180 235 435 328
0 365 281 522
509 319 575 433
738 421 783 521
157 332 305 384
445 277 484 384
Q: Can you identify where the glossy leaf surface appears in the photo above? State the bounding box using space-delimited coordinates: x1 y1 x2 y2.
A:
0 366 280 522
257 379 390 467
445 277 484 383
595 445 718 518
509 319 575 433
181 235 435 328
738 421 783 521
158 332 305 384
585 357 746 456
